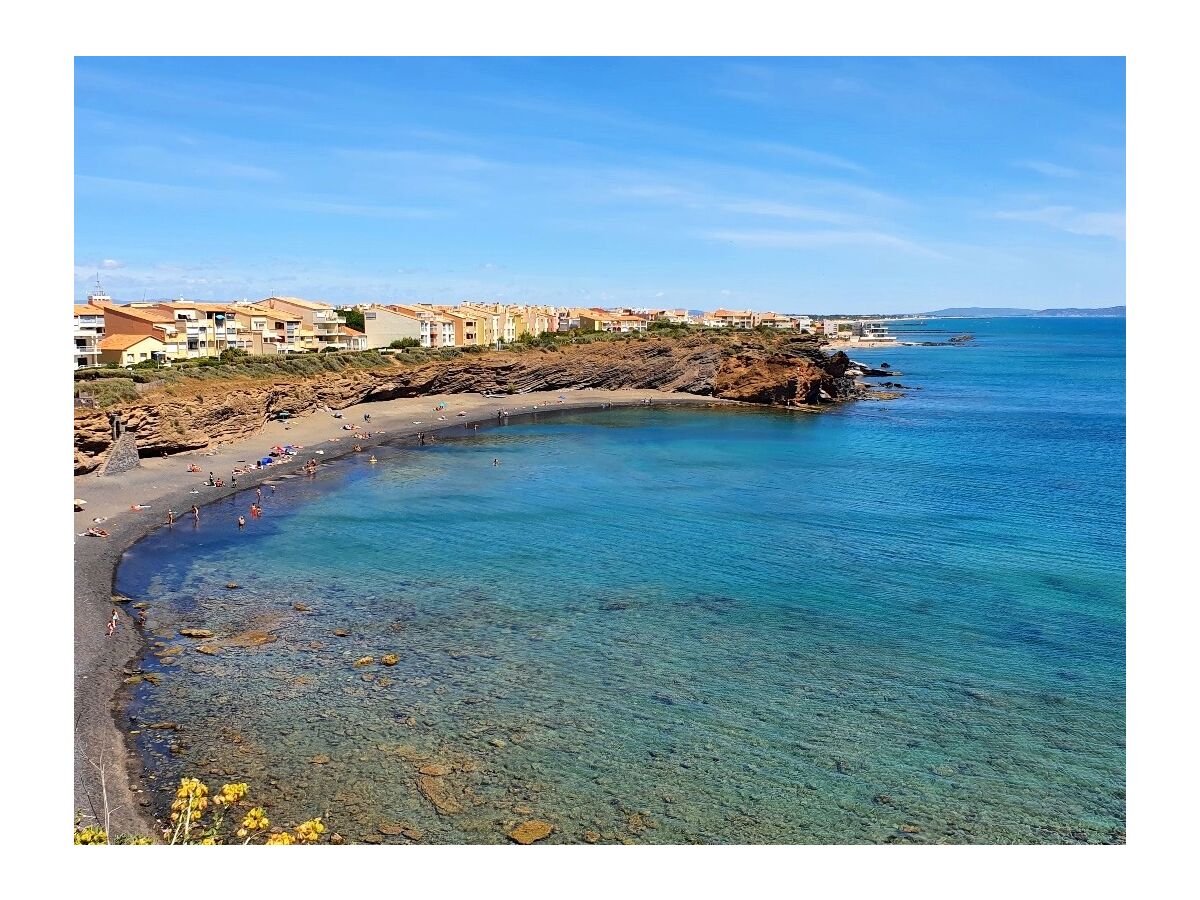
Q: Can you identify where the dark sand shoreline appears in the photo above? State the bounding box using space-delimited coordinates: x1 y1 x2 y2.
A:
74 390 738 840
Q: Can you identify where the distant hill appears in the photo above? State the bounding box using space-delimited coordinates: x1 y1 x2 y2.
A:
924 306 1125 318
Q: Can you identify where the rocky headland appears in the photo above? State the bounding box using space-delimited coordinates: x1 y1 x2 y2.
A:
75 332 887 473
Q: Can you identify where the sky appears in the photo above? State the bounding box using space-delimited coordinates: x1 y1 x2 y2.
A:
74 57 1125 313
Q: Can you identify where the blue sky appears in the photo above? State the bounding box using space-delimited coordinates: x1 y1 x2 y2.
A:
74 57 1125 313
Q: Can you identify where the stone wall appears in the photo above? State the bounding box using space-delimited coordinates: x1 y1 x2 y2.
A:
101 431 141 477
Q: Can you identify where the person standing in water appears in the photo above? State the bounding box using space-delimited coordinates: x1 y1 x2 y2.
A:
167 508 176 526
191 504 200 523
238 515 246 529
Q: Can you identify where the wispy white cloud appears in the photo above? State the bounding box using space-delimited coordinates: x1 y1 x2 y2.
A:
76 175 440 221
743 140 867 175
703 228 946 259
719 200 868 227
1015 160 1080 178
100 258 123 270
334 147 499 173
996 206 1125 240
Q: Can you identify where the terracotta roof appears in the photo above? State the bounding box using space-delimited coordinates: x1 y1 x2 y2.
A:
711 309 753 318
74 305 103 316
104 304 176 324
383 305 427 318
265 296 334 310
342 326 364 336
100 333 160 351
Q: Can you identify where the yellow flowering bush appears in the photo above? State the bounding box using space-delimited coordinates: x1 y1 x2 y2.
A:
294 818 325 843
214 782 249 807
75 825 108 845
75 776 327 846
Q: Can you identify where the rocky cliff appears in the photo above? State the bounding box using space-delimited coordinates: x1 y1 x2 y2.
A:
74 333 868 473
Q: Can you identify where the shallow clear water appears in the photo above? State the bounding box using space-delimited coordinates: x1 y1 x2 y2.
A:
118 317 1125 844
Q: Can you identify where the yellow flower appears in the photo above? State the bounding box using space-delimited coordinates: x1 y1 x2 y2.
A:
241 807 269 831
264 831 295 845
199 837 216 845
74 825 108 845
214 782 249 806
170 777 210 820
294 817 325 843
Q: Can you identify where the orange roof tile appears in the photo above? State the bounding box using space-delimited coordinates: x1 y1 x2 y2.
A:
99 333 161 351
104 304 176 324
265 296 334 310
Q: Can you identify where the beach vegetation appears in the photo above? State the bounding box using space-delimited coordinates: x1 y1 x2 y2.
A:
74 776 326 846
74 377 139 406
389 338 421 349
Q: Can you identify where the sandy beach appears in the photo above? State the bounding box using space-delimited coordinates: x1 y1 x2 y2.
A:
73 388 732 838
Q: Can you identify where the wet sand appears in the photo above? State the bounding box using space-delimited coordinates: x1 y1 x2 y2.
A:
73 388 732 839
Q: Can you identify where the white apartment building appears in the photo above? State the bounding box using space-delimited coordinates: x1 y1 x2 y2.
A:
73 302 106 368
363 305 424 348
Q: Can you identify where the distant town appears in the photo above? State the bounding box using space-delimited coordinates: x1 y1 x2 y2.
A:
73 283 916 369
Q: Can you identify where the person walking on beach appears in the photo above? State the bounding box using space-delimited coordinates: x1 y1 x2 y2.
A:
107 608 118 636
208 472 215 486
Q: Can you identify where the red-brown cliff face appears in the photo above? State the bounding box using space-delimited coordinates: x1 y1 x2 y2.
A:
74 333 864 473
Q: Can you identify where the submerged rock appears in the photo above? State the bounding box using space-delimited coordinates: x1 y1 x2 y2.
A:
508 820 554 844
178 628 215 638
381 653 399 666
416 774 464 815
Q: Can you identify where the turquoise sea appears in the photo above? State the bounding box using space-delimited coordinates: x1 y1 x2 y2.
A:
118 317 1125 844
